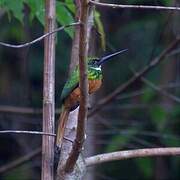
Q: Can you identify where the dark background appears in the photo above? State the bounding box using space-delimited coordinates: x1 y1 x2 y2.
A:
0 0 180 179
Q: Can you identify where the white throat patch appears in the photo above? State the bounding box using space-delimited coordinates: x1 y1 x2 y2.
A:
91 67 101 71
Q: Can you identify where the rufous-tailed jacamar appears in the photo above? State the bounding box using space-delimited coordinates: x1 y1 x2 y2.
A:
56 49 128 151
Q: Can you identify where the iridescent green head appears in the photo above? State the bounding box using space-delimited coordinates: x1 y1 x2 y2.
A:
88 49 128 67
88 57 99 67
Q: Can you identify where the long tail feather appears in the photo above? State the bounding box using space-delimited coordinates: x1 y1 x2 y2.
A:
56 105 69 150
54 106 69 171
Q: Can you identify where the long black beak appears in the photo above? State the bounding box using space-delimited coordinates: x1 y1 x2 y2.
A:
97 49 128 66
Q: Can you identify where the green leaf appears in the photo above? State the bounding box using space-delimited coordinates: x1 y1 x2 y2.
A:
24 0 36 20
65 0 75 14
0 0 5 6
163 135 180 147
160 0 171 5
94 10 106 50
135 158 153 179
1 0 24 23
105 128 137 152
150 105 167 130
56 1 74 38
162 128 180 147
24 0 45 25
141 88 155 103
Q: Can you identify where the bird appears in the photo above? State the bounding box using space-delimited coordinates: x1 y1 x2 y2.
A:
55 49 128 152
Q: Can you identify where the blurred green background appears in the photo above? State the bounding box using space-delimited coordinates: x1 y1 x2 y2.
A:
0 0 180 179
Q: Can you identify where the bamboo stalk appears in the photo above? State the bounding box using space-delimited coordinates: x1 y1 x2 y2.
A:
41 0 56 180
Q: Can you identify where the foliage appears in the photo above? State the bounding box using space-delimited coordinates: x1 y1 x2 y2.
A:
135 158 153 179
105 128 138 152
0 0 179 179
0 0 75 37
94 10 106 51
0 0 105 39
56 1 74 38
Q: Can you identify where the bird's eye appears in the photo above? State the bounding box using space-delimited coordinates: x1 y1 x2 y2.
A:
88 58 99 66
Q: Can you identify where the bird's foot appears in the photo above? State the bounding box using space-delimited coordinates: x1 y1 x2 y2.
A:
64 136 74 143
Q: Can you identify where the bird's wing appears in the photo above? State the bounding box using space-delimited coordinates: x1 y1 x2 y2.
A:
60 66 79 102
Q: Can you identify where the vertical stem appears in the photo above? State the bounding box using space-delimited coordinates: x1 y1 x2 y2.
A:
41 0 56 180
63 0 89 173
77 0 89 149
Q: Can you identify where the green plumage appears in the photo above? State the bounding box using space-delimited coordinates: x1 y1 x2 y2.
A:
60 66 79 102
55 49 127 157
60 49 127 103
60 61 102 102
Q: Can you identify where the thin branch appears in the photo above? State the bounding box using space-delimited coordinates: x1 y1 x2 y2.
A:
69 1 81 73
90 129 180 141
116 82 180 101
56 0 89 178
1 82 180 115
57 2 81 175
0 105 43 114
0 138 178 173
89 0 180 11
0 105 61 115
64 0 89 173
141 77 180 103
0 22 80 48
85 147 180 166
88 37 180 117
0 148 41 174
41 0 56 180
0 130 56 136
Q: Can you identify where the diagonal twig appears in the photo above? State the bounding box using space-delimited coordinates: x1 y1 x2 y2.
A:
0 83 180 115
89 0 180 11
0 22 80 49
0 105 43 114
116 82 180 101
141 77 180 103
0 148 41 174
88 37 180 117
0 130 56 136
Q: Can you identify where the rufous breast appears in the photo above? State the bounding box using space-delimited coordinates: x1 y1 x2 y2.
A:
65 79 102 109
